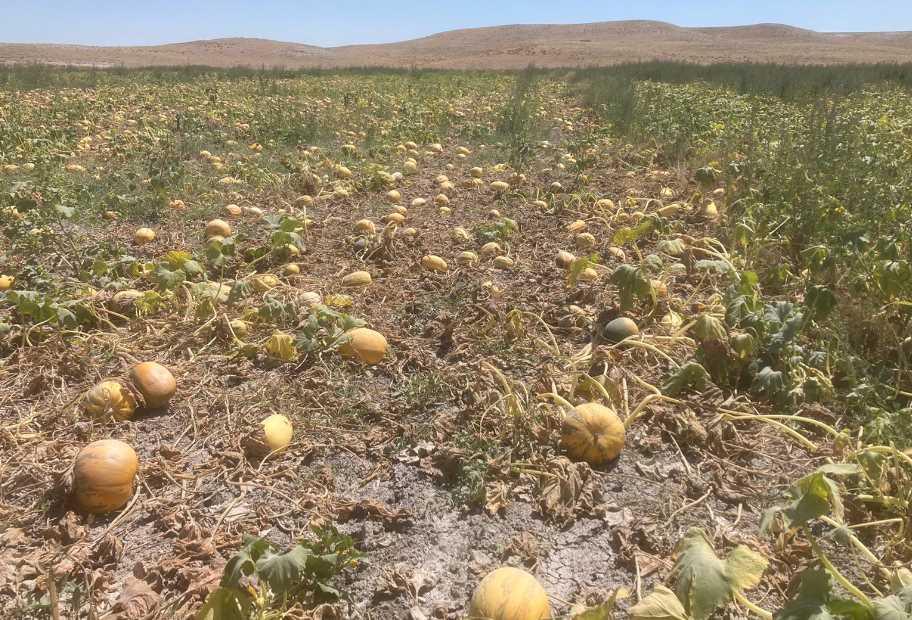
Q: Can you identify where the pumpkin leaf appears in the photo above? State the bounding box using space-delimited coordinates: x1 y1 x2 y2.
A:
776 566 872 620
265 332 297 362
196 587 252 620
672 528 768 620
662 362 709 396
256 545 311 595
629 585 689 620
572 587 631 619
761 472 843 534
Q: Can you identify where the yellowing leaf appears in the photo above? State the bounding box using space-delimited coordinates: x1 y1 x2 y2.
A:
629 585 688 620
672 529 768 620
265 332 297 362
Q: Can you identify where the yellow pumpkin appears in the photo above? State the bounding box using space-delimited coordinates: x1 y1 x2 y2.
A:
421 255 448 273
73 440 139 514
133 228 155 245
458 251 479 265
252 273 280 292
205 218 232 238
555 251 575 269
468 566 551 620
342 271 372 287
480 242 502 258
340 328 387 365
493 256 514 270
83 380 137 421
560 403 626 465
386 189 402 205
283 263 301 276
490 181 510 193
354 219 376 234
129 362 176 409
244 413 294 457
0 274 15 290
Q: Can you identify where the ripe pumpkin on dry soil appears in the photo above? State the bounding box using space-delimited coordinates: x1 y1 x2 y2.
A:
560 402 626 466
83 380 137 421
468 566 551 620
129 362 176 409
73 439 139 514
243 413 294 457
339 328 387 364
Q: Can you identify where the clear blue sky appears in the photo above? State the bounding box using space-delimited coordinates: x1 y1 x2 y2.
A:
4 1 912 46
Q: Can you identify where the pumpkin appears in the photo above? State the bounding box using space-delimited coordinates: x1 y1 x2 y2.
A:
206 218 232 238
458 251 479 265
493 256 514 270
384 212 406 225
342 271 372 287
411 197 427 208
435 193 450 207
556 251 575 269
129 362 176 409
566 220 587 233
470 166 484 178
252 273 280 292
577 267 599 283
340 328 387 365
560 402 626 465
111 289 143 312
480 242 502 258
490 181 510 193
73 440 139 514
244 413 293 457
421 255 448 273
225 204 243 217
601 317 639 343
283 263 301 276
0 275 15 290
354 219 376 234
134 228 155 245
575 232 596 249
386 189 402 205
468 566 551 620
83 380 137 421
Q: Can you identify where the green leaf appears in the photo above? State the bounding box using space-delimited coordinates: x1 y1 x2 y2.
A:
256 545 311 594
805 285 837 321
672 529 767 620
611 264 655 311
777 566 872 620
629 585 689 620
153 265 186 291
761 472 843 533
662 362 709 396
196 587 252 620
221 537 272 588
657 238 687 257
612 218 655 246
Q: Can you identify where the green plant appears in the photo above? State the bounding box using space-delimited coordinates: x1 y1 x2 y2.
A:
198 526 361 619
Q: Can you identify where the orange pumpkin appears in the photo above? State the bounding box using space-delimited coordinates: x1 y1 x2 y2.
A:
73 439 139 514
129 362 176 409
560 402 626 465
339 328 387 365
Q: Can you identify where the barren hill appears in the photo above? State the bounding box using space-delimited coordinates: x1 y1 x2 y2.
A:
3 21 912 69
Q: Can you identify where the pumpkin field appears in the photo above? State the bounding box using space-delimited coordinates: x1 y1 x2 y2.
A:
1 65 912 619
